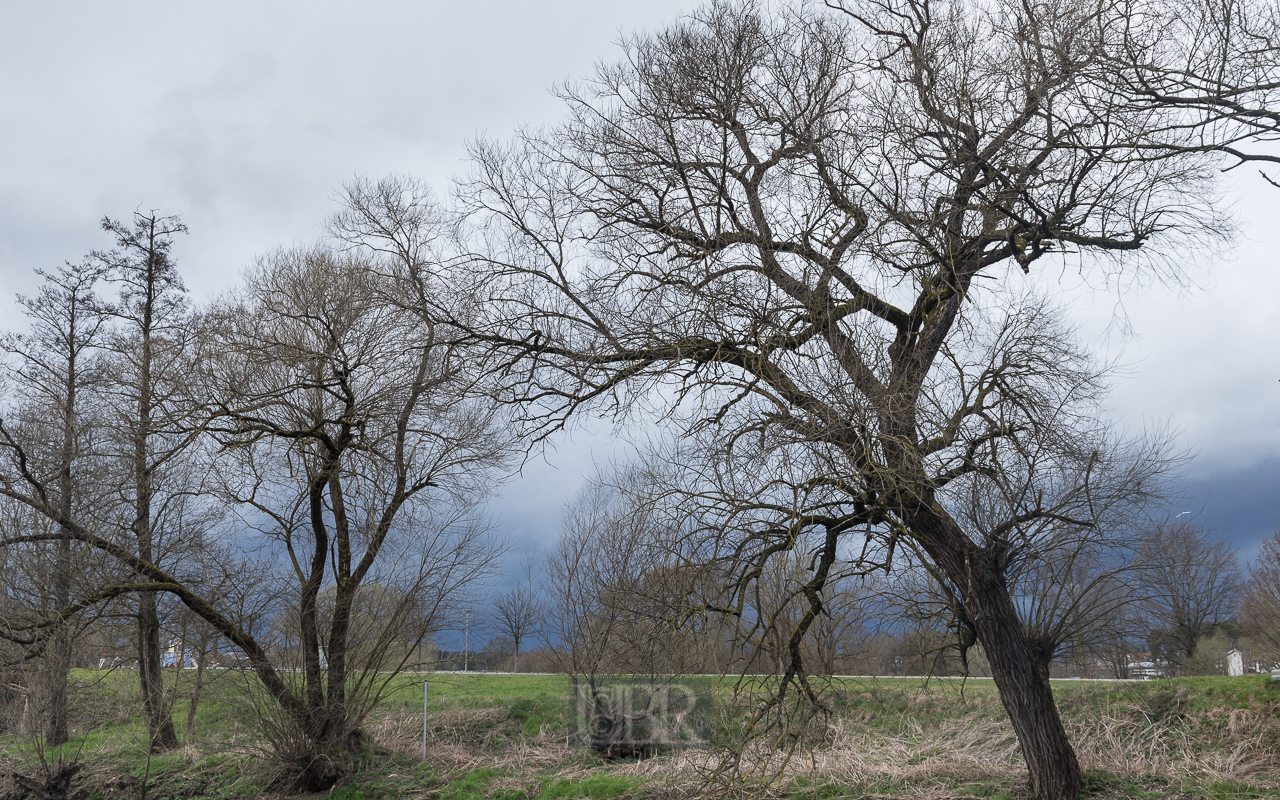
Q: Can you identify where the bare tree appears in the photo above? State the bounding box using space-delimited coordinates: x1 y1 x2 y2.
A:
745 547 832 678
92 210 197 751
1139 519 1242 672
544 473 711 755
0 261 109 747
1240 528 1280 668
810 574 882 676
458 2 1280 795
731 543 884 677
545 480 655 682
198 240 509 787
492 558 540 672
0 189 511 789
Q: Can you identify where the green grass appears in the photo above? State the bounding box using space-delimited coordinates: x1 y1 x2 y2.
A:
384 671 572 706
440 767 508 800
537 775 642 799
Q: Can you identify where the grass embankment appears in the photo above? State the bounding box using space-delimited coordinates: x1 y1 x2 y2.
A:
1 671 1277 799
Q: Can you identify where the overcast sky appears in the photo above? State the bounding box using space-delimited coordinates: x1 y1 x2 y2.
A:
2 1 1277 585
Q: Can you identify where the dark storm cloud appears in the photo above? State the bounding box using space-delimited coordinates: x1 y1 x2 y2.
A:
1185 459 1280 561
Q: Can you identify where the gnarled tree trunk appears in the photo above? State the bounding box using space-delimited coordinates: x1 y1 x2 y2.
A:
969 574 1081 800
905 500 1082 800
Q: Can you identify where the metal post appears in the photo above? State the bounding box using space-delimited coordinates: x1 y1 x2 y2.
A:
422 681 429 760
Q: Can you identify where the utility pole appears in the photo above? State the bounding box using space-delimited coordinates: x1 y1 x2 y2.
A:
463 608 472 672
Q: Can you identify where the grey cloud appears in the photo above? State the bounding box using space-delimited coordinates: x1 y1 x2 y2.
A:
1 0 1274 579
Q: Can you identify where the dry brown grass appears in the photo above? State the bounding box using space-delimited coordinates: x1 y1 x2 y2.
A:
370 705 579 776
613 720 1025 794
541 688 1280 798
1069 705 1280 786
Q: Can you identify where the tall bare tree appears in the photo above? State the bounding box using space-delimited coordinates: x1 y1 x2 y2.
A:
93 210 195 750
458 2 1280 795
1 261 109 746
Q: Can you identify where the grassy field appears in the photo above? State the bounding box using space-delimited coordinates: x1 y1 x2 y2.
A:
2 670 1278 799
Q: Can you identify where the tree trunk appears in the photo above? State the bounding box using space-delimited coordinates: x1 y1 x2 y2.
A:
43 616 72 747
301 478 330 730
186 641 207 739
324 578 354 746
44 536 73 747
138 591 177 750
46 354 77 749
905 497 1083 800
969 576 1081 800
133 288 178 751
135 482 178 751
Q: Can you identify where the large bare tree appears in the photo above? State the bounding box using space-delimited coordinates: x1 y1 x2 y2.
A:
458 1 1280 796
